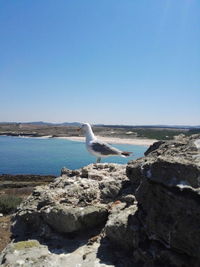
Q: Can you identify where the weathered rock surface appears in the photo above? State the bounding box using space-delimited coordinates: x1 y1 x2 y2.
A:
0 240 53 267
42 204 108 233
12 163 127 240
105 204 138 251
1 163 132 266
1 134 200 267
125 134 200 266
0 239 118 267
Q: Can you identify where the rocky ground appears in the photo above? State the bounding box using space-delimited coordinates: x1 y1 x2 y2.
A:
0 134 200 266
0 175 55 254
0 216 11 253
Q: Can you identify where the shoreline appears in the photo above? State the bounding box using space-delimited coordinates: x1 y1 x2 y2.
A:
0 134 157 146
56 136 157 146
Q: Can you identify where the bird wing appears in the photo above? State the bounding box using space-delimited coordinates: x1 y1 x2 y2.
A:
90 141 120 155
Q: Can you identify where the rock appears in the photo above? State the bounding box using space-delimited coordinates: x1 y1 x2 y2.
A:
136 174 200 258
0 239 118 267
126 134 200 266
60 167 79 177
41 204 108 233
12 163 127 239
60 167 71 176
126 157 145 191
144 140 165 156
6 163 131 266
120 194 135 205
105 205 137 251
0 240 56 267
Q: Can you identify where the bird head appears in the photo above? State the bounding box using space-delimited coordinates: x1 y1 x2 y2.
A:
77 123 92 134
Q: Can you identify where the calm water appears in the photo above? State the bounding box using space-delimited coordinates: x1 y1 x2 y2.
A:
0 136 148 176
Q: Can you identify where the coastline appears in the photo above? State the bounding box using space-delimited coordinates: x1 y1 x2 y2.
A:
0 134 157 146
56 136 157 146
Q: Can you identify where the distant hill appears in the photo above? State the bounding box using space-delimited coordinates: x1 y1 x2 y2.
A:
60 122 81 126
26 122 82 126
0 121 81 126
23 121 54 125
96 124 200 130
0 122 19 124
0 122 199 129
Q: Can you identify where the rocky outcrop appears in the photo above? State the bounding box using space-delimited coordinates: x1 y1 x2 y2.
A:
125 134 200 266
1 163 133 267
12 164 128 240
105 134 200 266
1 134 200 267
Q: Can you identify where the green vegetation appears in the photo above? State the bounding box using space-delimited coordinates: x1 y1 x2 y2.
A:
0 194 22 214
129 128 200 140
132 129 185 140
188 128 200 135
97 125 200 140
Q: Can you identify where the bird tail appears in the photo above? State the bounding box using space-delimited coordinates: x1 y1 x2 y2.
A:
121 151 132 157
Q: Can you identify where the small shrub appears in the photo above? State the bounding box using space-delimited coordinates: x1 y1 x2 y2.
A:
0 194 22 214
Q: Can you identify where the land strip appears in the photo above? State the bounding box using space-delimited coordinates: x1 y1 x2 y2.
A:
0 122 199 142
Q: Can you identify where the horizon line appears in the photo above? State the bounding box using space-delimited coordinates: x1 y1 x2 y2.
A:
0 121 200 128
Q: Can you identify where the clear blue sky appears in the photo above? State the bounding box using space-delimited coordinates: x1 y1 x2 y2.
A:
0 0 199 125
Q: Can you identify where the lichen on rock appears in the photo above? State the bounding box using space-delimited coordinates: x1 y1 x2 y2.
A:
13 240 40 250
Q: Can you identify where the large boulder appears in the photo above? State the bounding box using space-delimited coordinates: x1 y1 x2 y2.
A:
41 204 108 233
126 134 200 266
12 163 128 239
3 163 131 267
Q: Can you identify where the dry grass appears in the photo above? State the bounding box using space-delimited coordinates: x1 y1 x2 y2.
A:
2 187 35 197
0 215 11 252
0 174 54 252
0 195 22 214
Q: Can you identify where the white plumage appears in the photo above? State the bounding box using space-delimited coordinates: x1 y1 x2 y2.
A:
79 123 132 163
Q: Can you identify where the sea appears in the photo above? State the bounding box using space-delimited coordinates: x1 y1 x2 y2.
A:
0 136 148 176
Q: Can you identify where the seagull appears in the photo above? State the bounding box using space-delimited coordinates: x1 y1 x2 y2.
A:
78 123 132 163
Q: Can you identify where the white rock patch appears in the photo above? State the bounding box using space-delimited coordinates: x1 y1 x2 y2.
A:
194 139 200 149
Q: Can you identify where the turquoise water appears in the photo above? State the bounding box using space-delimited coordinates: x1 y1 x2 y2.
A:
0 136 148 175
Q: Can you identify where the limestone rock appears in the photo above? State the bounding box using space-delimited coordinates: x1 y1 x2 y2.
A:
0 240 56 267
126 134 200 266
41 204 108 233
12 163 127 239
105 205 138 251
0 239 118 267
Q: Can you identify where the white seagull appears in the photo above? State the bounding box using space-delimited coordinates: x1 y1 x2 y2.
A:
78 123 132 163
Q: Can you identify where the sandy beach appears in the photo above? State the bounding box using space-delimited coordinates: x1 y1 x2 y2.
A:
56 136 157 146
0 134 157 145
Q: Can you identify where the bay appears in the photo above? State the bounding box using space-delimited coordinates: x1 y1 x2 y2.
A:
0 136 148 176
